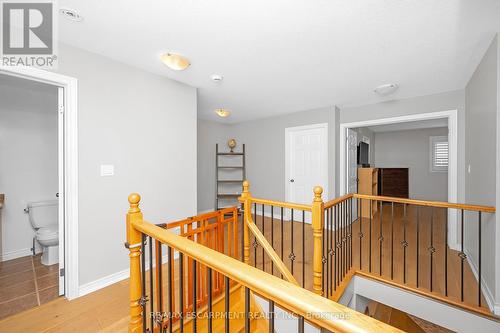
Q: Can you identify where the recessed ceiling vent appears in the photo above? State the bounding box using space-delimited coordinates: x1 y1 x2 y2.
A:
60 8 83 22
374 83 399 95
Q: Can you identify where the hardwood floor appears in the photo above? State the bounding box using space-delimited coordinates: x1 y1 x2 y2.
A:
0 205 491 332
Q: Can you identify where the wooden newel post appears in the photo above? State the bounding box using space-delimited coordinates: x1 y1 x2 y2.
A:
240 180 252 265
312 186 324 295
127 193 143 333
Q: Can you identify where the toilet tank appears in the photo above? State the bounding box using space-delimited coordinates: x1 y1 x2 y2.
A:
27 200 58 229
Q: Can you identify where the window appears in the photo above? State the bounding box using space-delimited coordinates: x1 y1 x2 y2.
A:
430 136 448 172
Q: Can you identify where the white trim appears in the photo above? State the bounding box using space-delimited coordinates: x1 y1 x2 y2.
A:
285 123 329 212
79 268 130 297
339 110 459 249
0 66 79 299
0 247 41 262
463 249 496 313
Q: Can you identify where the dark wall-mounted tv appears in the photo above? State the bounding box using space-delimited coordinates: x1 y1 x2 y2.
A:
357 142 370 167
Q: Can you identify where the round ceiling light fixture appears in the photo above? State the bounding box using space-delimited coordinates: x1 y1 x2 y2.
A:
160 53 190 71
60 8 83 22
374 83 399 95
214 108 231 118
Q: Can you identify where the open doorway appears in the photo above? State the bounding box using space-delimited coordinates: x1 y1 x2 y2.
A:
339 110 459 249
0 74 64 318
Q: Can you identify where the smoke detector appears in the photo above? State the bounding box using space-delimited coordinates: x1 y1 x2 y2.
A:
60 8 83 22
211 74 223 83
374 83 398 95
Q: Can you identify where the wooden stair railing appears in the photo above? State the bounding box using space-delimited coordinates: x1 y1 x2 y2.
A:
125 193 401 333
320 192 497 319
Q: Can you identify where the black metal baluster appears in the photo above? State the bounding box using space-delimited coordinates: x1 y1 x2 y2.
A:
342 201 346 278
323 209 327 296
290 209 295 275
298 316 304 333
358 198 362 269
379 202 383 276
445 208 448 297
403 204 407 284
416 207 420 288
430 208 434 292
262 204 265 271
280 207 284 279
207 267 213 333
478 212 482 307
391 202 394 280
269 300 275 333
329 207 334 294
326 208 331 296
141 234 147 332
460 209 465 301
149 237 154 331
245 287 250 333
271 206 274 275
168 247 173 333
179 253 184 333
192 260 197 333
369 200 372 273
224 276 230 333
302 210 305 288
334 205 337 289
350 198 353 269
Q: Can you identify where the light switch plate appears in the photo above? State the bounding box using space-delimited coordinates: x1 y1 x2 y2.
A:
100 164 114 176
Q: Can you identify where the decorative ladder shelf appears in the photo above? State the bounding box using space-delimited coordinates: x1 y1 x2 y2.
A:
215 143 246 211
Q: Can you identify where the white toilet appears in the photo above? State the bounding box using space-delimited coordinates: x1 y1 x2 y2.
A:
27 200 59 266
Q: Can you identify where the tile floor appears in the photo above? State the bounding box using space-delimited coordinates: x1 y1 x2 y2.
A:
0 254 59 320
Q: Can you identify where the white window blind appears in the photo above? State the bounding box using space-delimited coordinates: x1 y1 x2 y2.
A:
430 136 448 172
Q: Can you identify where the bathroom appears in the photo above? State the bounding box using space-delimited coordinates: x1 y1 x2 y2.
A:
0 74 61 319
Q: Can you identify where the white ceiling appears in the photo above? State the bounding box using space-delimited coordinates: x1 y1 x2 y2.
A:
57 0 500 123
366 118 448 133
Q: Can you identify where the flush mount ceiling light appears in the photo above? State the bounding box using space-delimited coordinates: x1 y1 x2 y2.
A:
374 83 399 95
160 53 190 71
60 8 83 22
211 74 223 83
214 108 231 118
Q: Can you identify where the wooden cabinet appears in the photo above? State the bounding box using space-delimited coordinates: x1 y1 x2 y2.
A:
378 168 409 198
357 168 378 218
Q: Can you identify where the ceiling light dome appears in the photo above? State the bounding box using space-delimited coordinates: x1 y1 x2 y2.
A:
160 53 190 71
215 108 230 118
374 83 399 95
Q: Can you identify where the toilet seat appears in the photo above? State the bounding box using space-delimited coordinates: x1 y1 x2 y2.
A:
36 225 58 241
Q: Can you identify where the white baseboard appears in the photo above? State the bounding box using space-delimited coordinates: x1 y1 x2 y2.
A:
463 249 495 312
0 247 41 262
77 254 174 298
78 268 129 297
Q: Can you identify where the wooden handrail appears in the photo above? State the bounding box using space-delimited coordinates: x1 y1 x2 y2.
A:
245 213 299 285
353 194 495 213
131 219 402 333
239 196 312 212
324 193 354 208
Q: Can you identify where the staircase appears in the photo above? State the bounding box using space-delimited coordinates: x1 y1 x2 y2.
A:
365 301 453 333
172 285 268 333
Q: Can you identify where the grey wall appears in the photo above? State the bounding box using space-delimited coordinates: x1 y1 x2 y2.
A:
340 89 466 204
197 106 337 212
53 44 198 286
464 35 498 303
0 77 58 260
374 127 448 201
197 119 230 212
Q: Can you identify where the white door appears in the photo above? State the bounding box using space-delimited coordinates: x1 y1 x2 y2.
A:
57 87 65 295
285 123 328 222
347 129 358 220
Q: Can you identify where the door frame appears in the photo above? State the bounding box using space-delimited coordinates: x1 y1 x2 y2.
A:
285 123 329 211
0 65 79 299
339 110 459 249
